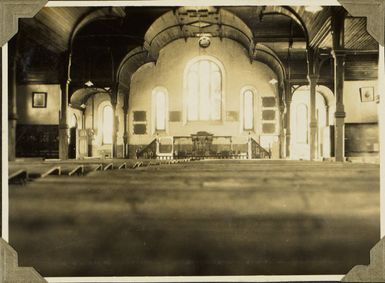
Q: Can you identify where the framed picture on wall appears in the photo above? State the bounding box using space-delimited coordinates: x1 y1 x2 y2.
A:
360 87 375 102
32 92 47 108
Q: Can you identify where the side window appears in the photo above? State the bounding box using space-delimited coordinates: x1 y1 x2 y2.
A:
102 105 113 144
155 90 167 131
243 89 254 130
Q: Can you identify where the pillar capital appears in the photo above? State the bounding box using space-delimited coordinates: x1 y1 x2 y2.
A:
335 111 346 119
8 113 18 120
59 123 69 130
331 49 346 59
307 74 320 83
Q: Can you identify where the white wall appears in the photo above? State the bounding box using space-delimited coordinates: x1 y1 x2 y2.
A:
128 38 279 146
17 84 61 125
344 80 378 123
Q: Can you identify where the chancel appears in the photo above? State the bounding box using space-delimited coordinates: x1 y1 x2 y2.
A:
7 5 381 278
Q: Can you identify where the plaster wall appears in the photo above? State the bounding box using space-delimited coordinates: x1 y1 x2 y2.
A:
128 38 279 150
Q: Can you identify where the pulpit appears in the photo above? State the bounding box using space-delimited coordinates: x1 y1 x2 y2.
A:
191 131 214 157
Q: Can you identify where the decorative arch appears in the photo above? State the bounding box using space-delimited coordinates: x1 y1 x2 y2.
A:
143 8 254 60
70 87 110 110
69 7 126 49
293 84 336 125
117 46 153 90
290 85 331 160
253 44 286 87
262 6 310 46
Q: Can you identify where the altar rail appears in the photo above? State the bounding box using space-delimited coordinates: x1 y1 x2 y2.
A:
137 135 271 160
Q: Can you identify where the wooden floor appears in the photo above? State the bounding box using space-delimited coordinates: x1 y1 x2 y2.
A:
9 159 380 277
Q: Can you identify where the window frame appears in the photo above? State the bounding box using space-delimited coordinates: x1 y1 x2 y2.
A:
102 104 114 145
183 56 225 124
152 86 169 134
242 89 255 131
240 86 258 133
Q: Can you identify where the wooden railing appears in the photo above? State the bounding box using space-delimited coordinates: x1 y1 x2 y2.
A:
136 138 157 159
156 137 174 160
137 134 271 160
249 137 271 159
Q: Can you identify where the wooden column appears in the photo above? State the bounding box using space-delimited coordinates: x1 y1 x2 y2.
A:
8 38 18 161
279 103 285 159
59 53 72 160
123 89 129 158
308 74 319 160
332 7 346 162
333 51 346 162
111 89 118 159
278 83 285 159
59 80 70 160
284 80 292 159
307 47 320 161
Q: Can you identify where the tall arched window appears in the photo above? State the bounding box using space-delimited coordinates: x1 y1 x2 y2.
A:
155 89 167 131
243 89 254 130
102 105 113 144
296 103 308 144
186 59 222 121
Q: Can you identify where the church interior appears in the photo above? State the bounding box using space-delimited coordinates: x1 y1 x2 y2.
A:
6 5 381 277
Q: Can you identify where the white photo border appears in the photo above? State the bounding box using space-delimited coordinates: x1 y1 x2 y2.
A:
2 1 384 282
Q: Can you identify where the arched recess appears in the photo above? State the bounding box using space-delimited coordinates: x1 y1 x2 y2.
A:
316 85 336 125
182 55 225 124
290 85 334 160
143 7 254 60
117 46 153 89
262 6 310 46
70 87 111 110
95 99 114 157
69 7 126 49
253 43 286 107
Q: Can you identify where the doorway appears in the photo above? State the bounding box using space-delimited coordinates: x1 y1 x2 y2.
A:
69 114 78 159
290 88 330 160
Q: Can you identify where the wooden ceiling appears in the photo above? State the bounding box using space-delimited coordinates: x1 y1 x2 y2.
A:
19 6 378 53
16 5 379 87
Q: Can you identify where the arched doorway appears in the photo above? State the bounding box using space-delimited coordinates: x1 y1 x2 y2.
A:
290 87 331 160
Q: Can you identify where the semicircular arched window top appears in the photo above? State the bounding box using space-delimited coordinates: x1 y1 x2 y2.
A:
155 89 167 131
186 59 222 121
243 89 254 130
102 105 113 145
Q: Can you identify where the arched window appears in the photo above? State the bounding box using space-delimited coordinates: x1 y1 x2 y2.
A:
186 59 222 121
102 105 113 144
70 114 78 128
242 89 254 130
296 103 308 144
155 89 167 131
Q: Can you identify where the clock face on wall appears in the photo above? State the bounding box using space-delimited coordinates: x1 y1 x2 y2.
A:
199 36 211 48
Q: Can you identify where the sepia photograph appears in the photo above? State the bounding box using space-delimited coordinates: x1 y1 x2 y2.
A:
2 0 384 281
